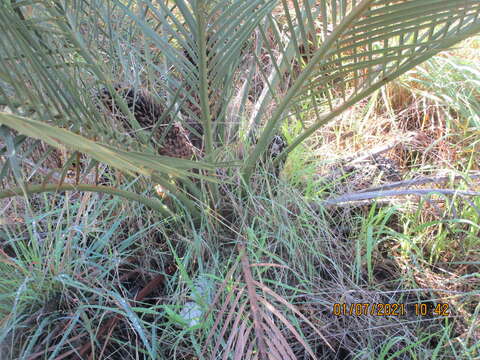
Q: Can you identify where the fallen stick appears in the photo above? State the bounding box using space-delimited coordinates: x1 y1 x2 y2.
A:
324 188 480 206
345 133 417 165
356 173 480 193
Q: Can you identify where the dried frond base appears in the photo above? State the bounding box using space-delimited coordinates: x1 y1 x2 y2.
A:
98 84 197 159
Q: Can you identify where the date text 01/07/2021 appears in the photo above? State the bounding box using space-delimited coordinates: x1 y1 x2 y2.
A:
332 303 450 317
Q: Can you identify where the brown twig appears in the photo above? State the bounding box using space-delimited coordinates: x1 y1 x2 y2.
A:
324 188 480 206
342 134 417 165
356 173 480 193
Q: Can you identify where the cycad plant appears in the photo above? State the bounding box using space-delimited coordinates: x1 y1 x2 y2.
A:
1 0 479 214
1 1 480 358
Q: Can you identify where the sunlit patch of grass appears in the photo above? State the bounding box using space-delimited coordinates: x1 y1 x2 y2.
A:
281 119 321 196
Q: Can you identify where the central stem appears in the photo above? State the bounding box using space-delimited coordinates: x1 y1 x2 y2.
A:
196 1 213 156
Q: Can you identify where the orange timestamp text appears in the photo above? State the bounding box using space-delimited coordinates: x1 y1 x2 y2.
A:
333 303 450 317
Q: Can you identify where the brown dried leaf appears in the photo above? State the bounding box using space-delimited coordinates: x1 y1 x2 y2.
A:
259 297 318 360
240 242 267 359
262 314 297 360
254 280 333 351
222 301 248 360
234 322 252 360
